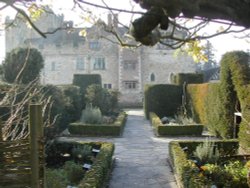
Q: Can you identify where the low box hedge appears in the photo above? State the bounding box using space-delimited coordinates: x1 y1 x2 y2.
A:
79 142 114 188
68 112 127 136
169 140 239 188
149 112 203 136
46 140 114 188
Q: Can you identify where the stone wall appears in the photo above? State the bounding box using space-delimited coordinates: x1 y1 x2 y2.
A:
5 13 197 106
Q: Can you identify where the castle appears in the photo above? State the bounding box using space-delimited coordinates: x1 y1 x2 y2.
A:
5 12 196 105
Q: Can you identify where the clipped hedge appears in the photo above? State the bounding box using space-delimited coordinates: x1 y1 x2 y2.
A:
46 140 114 188
170 73 204 85
169 140 239 188
187 83 209 124
68 112 127 136
79 142 114 188
73 74 102 95
239 85 250 152
144 84 182 119
149 112 203 136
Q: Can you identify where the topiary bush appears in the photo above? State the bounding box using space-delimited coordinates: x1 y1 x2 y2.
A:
219 51 250 139
144 84 182 119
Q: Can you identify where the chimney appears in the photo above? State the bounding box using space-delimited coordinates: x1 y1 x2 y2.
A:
113 14 118 28
107 14 112 27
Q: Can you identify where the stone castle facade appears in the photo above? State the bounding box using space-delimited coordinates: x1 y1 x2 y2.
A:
5 13 196 105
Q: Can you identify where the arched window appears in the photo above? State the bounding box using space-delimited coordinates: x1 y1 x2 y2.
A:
150 73 155 82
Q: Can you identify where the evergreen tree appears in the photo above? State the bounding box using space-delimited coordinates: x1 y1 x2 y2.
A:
2 47 44 84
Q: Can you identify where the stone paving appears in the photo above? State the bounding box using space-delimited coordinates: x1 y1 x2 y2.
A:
59 109 208 188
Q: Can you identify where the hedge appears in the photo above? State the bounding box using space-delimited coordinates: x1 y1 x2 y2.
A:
46 140 114 188
187 83 209 124
149 112 203 136
169 140 239 188
144 84 182 119
68 112 127 136
170 73 204 85
73 74 102 94
79 142 114 188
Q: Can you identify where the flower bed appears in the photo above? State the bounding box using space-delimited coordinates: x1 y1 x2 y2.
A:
68 112 127 136
169 140 250 188
46 140 114 188
149 112 203 136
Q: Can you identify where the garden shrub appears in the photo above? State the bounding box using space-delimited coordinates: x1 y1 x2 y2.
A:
193 139 220 165
81 104 103 124
170 73 204 85
68 112 127 136
63 161 85 185
144 84 182 119
73 74 102 106
58 85 82 131
45 141 114 188
45 168 69 188
169 140 242 188
149 112 203 136
85 84 119 115
187 83 209 124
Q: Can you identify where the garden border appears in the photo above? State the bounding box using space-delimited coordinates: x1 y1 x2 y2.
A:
68 112 127 136
149 112 203 136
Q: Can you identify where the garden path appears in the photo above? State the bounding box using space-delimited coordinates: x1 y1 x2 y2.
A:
59 109 206 188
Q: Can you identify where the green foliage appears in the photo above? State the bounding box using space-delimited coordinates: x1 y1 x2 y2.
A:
73 74 102 106
219 51 250 139
187 83 209 124
58 85 82 129
204 83 224 138
2 47 44 84
45 168 69 188
46 141 114 188
81 103 103 124
193 139 220 164
72 144 92 162
149 112 203 136
170 73 204 85
63 161 85 185
199 161 248 187
85 84 119 115
169 140 241 188
78 142 115 188
239 86 250 152
144 84 182 119
69 112 127 136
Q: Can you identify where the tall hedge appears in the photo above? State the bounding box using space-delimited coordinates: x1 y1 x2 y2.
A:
219 51 250 140
144 84 182 119
187 83 209 124
170 73 204 85
204 83 224 137
239 85 250 152
73 74 102 94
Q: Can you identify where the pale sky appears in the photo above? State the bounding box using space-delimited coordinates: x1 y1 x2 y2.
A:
0 0 249 62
